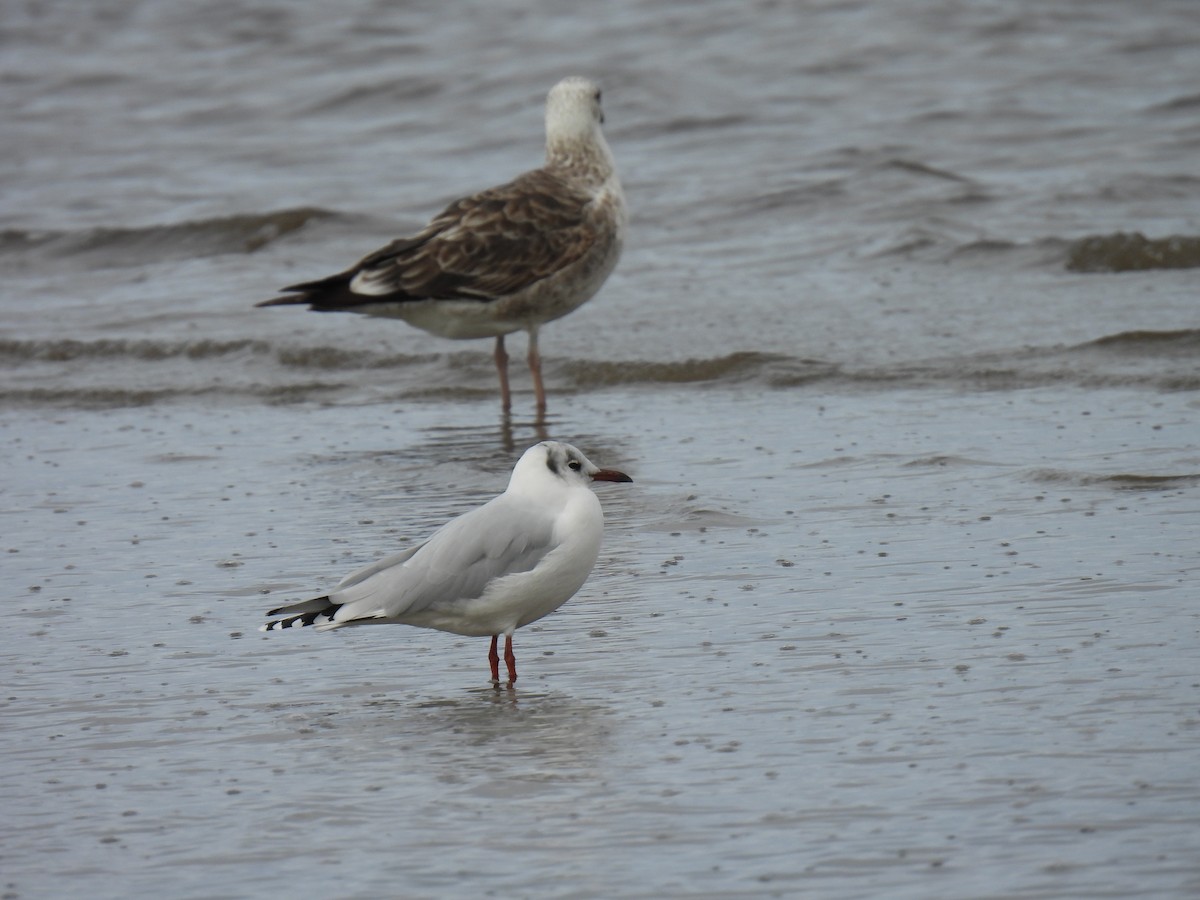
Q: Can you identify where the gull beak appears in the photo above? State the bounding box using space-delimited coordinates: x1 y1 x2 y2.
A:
591 468 632 483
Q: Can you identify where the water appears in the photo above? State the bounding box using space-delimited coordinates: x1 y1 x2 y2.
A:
3 1 1200 897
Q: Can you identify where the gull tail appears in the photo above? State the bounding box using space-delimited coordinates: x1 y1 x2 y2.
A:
260 596 344 632
257 270 387 312
256 272 354 310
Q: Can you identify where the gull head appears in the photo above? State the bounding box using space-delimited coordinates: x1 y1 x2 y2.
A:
509 441 632 494
545 76 606 141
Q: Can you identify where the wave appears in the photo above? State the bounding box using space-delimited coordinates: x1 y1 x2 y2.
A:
0 337 423 369
0 207 340 269
0 337 270 363
1066 231 1200 272
2 329 1197 408
0 338 432 369
1024 468 1200 491
559 352 838 387
0 383 347 409
1080 328 1200 355
866 229 1200 272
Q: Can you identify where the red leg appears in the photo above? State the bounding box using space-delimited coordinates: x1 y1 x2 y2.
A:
493 336 511 413
504 634 518 686
488 635 500 684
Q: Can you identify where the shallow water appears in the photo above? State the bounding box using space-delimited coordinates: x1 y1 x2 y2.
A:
4 1 1200 898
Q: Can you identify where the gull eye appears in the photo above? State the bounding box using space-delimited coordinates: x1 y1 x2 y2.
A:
568 459 582 472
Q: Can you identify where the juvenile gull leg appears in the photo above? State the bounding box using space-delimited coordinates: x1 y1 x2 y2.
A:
494 335 511 412
527 328 546 418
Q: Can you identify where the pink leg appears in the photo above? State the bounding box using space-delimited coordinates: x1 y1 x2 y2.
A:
488 635 500 684
504 634 518 686
494 335 511 413
527 328 546 418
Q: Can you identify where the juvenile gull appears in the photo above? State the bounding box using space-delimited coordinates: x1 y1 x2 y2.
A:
259 441 632 686
258 76 627 418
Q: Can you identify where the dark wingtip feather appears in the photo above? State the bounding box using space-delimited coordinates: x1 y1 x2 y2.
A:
261 600 344 631
265 595 336 617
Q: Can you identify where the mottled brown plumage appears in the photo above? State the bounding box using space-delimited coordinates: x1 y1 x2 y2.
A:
258 77 626 417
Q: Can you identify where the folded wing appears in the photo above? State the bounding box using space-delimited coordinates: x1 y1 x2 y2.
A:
260 169 598 311
327 497 558 623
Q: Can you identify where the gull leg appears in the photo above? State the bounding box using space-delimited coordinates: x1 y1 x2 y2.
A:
494 335 511 413
527 328 546 419
504 634 518 686
488 635 501 684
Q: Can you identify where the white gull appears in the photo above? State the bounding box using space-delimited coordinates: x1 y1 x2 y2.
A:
259 441 632 686
258 76 627 419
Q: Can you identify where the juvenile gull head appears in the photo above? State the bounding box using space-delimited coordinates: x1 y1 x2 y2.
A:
544 76 613 179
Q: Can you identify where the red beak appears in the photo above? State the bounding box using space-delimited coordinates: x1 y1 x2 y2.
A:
591 468 632 483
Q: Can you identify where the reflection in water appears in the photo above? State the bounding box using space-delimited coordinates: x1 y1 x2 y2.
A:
345 688 619 791
415 417 619 463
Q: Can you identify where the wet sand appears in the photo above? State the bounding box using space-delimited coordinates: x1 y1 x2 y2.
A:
5 380 1198 898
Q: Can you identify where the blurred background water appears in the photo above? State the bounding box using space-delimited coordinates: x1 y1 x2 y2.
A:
2 1 1199 897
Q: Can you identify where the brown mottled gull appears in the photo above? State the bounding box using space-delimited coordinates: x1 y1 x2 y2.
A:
258 76 626 417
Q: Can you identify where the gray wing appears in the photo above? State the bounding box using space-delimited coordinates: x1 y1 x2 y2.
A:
335 543 424 590
328 496 557 622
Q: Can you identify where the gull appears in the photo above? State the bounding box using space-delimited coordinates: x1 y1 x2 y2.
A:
258 76 627 419
259 441 632 686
